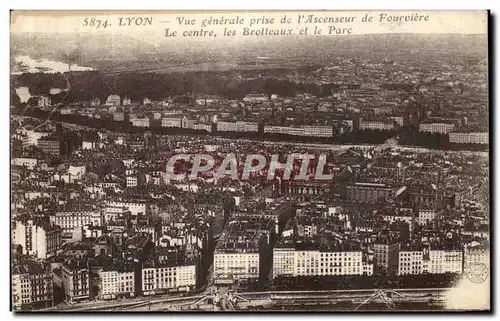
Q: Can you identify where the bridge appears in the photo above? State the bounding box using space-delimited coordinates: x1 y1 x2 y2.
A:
50 288 449 312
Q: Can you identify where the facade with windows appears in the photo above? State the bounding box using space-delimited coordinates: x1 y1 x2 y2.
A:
373 240 401 275
12 261 53 311
12 220 62 259
273 249 373 278
419 122 455 134
360 120 395 130
50 211 102 234
61 260 90 303
99 269 135 300
398 251 424 275
213 252 260 282
106 201 147 216
449 132 488 144
38 138 61 156
217 121 259 132
398 248 463 275
161 117 182 128
142 264 196 295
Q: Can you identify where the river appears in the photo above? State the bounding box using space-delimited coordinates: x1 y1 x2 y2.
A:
11 55 94 74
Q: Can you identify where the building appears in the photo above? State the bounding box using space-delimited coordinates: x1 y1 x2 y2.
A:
102 206 130 224
60 107 73 115
389 116 405 127
264 126 307 136
113 113 125 122
373 237 400 275
428 249 462 274
217 121 259 132
81 141 97 150
61 260 90 303
50 211 102 235
161 117 182 128
417 209 440 226
68 165 87 181
196 95 222 106
142 264 196 295
12 260 53 311
131 118 150 128
106 95 121 106
192 123 212 132
381 212 413 226
419 122 455 134
126 176 138 188
273 248 373 278
301 126 333 137
94 235 116 257
346 182 395 204
38 137 61 156
53 168 87 184
243 93 268 102
398 184 439 209
263 125 333 137
398 247 463 275
90 98 101 107
98 265 135 300
20 130 50 147
359 119 395 131
122 96 132 106
181 116 197 129
213 214 275 284
464 243 490 267
11 158 38 170
213 252 260 282
427 116 464 127
398 250 424 275
281 182 324 197
105 201 147 216
12 220 62 259
449 132 488 144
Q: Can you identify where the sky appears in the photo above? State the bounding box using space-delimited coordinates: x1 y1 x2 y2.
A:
11 10 488 37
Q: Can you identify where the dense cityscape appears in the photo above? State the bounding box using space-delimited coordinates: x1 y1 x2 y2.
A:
10 31 490 311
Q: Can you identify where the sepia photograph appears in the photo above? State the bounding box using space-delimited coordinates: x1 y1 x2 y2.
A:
9 10 491 312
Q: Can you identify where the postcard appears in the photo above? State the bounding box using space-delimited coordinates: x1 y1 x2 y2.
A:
10 10 490 312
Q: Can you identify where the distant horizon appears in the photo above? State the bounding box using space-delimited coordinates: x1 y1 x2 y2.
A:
11 31 488 63
10 12 488 74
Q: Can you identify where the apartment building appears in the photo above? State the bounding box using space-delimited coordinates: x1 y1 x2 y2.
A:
217 121 259 132
272 248 373 278
373 237 401 275
142 264 196 295
12 261 54 311
61 260 90 304
12 220 62 259
106 201 147 216
419 122 455 134
449 132 488 144
398 248 463 275
213 252 260 282
98 268 135 300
